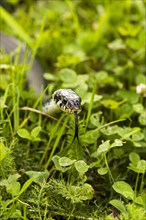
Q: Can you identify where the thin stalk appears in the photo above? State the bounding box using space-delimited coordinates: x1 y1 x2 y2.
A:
37 184 45 220
66 0 80 35
5 110 14 137
104 153 115 184
86 80 97 126
44 200 48 220
12 84 20 132
140 173 144 193
135 173 139 196
97 118 126 131
67 204 76 220
0 83 13 121
23 205 27 220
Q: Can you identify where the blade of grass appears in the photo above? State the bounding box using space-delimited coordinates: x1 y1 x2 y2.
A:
0 83 13 120
0 6 31 44
40 114 65 165
66 0 80 35
44 115 69 169
20 106 58 121
97 118 126 131
85 79 97 126
5 177 34 207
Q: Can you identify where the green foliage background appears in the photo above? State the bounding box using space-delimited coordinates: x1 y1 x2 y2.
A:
0 0 146 219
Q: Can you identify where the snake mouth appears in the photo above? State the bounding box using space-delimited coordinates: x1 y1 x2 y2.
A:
53 89 82 114
61 106 82 114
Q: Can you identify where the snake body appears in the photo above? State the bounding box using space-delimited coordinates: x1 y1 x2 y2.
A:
1 33 82 141
0 32 45 96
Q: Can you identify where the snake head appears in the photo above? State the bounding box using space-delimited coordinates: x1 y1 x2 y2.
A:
53 89 81 113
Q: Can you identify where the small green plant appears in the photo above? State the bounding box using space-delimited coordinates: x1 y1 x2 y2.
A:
17 126 42 142
0 173 34 219
108 152 146 219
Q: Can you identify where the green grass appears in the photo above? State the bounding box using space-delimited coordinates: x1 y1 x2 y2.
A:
0 0 146 219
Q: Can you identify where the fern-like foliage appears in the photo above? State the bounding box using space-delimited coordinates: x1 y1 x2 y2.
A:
26 178 99 220
27 182 49 220
0 146 16 180
47 178 94 203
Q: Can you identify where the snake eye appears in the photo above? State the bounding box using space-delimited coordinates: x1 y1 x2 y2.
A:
62 99 67 105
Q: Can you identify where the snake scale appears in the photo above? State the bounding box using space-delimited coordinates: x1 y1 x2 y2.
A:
0 32 82 141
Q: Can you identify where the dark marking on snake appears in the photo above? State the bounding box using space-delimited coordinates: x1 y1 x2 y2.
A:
62 99 67 106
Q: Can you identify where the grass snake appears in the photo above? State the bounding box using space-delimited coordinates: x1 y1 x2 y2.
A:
1 32 82 141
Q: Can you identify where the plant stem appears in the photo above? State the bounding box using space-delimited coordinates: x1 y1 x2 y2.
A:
140 173 144 193
135 173 139 196
67 204 76 220
86 79 97 126
104 153 115 184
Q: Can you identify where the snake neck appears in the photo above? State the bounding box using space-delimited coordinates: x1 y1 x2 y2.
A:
42 98 61 115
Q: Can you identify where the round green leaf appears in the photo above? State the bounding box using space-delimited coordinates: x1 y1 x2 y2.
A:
80 129 99 144
26 170 49 184
74 160 89 175
59 157 75 167
133 103 144 114
43 73 55 81
134 193 146 208
137 160 146 173
109 199 127 214
102 99 124 109
75 82 88 98
82 92 102 105
31 126 41 138
8 173 20 183
129 152 140 164
17 128 31 140
95 71 108 82
52 155 63 171
132 131 144 141
0 142 9 161
108 39 126 50
110 139 123 148
112 181 134 200
7 181 20 197
136 74 146 85
58 68 77 83
90 112 102 127
139 111 146 125
97 140 110 154
98 167 108 175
